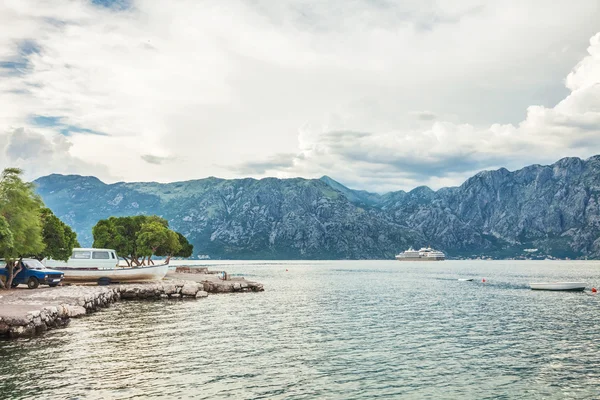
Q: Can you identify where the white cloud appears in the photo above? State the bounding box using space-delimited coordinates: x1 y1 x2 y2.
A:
0 1 599 191
252 32 600 192
0 127 110 180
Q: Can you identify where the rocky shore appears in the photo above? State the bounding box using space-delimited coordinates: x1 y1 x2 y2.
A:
0 270 264 339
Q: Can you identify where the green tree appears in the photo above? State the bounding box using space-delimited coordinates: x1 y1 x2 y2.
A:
136 220 171 265
92 215 189 266
37 208 80 262
174 232 193 258
0 168 45 289
155 230 187 263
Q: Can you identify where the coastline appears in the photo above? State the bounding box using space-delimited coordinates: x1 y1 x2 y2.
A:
0 269 264 339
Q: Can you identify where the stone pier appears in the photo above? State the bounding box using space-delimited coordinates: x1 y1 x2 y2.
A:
0 272 263 339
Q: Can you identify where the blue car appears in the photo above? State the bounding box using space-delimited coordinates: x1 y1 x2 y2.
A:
0 259 65 289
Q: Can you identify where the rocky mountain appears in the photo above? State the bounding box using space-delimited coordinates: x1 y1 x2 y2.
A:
34 155 600 259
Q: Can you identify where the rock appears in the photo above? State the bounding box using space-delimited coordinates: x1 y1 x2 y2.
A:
170 293 181 298
181 282 200 297
67 306 87 318
9 325 35 338
195 291 208 298
162 284 177 295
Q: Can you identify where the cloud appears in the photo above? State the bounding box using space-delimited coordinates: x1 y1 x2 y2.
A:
409 111 437 121
0 127 111 181
230 153 301 175
239 32 600 192
141 154 171 165
0 1 599 191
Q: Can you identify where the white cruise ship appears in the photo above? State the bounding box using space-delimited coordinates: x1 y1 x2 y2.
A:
395 247 445 261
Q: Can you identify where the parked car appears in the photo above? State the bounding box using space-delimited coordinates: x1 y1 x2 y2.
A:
0 259 65 289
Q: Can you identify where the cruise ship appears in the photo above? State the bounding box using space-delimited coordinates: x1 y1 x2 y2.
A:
395 247 445 261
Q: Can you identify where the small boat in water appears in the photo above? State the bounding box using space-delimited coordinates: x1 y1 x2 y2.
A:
529 282 587 291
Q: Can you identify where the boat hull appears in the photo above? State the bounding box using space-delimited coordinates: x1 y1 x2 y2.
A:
59 264 169 283
529 282 586 291
395 257 445 261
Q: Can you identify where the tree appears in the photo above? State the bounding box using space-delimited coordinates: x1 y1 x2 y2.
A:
37 208 80 262
136 220 171 265
0 168 45 289
92 215 190 266
174 232 193 258
155 230 188 263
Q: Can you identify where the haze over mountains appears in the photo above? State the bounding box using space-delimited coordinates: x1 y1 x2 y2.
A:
35 155 600 260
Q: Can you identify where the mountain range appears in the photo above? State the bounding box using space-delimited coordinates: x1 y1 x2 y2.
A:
34 155 600 259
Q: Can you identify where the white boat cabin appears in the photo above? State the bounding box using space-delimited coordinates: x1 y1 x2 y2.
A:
44 248 119 269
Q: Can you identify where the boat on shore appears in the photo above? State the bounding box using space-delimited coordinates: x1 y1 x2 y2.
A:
60 263 170 284
529 282 587 291
396 247 445 261
44 247 169 283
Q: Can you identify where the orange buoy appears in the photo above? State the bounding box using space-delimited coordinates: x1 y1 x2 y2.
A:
592 287 597 293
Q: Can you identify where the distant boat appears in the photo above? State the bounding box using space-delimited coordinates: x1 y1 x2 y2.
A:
395 247 445 261
529 282 586 291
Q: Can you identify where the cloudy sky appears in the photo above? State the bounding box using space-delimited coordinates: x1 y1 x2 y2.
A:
1 0 599 192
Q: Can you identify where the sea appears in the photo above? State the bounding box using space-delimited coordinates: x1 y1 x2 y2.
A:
1 260 600 399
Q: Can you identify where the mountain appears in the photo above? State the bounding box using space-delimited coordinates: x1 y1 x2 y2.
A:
34 155 600 259
34 175 422 259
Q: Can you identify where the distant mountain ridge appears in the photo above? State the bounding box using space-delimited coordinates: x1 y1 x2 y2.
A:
34 155 600 259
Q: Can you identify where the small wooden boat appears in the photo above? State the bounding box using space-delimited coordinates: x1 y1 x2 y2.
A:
60 263 169 284
529 282 587 291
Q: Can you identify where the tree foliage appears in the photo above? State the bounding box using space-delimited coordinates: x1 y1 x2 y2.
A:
38 208 80 262
0 169 44 288
0 169 78 289
92 215 192 265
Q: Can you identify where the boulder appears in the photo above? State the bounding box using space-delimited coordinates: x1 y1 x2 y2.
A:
181 282 200 297
67 306 87 318
162 284 177 295
195 291 208 298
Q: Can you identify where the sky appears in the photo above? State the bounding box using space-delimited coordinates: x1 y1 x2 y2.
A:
0 0 600 193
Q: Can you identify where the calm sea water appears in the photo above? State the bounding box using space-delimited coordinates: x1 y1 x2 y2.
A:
1 260 600 399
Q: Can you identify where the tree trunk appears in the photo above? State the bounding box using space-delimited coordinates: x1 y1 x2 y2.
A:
165 255 171 265
6 260 22 289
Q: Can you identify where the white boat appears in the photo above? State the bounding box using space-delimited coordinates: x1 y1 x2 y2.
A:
529 282 587 291
396 247 445 261
60 263 170 283
44 248 119 269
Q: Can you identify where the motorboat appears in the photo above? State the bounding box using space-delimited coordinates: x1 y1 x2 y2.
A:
529 282 587 291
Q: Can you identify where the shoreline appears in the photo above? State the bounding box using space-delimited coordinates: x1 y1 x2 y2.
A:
0 269 264 339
